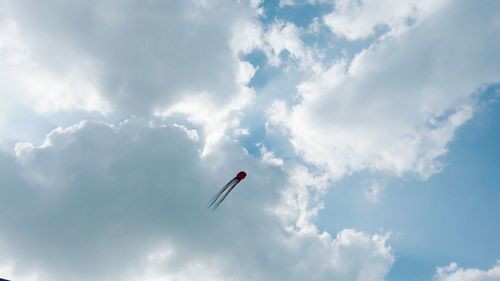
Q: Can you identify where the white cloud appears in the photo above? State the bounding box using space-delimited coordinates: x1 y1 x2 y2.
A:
1 0 257 116
250 0 264 15
279 0 326 7
269 0 500 180
230 21 264 55
1 0 497 279
330 230 394 281
436 262 500 281
0 262 40 281
155 83 255 156
307 17 322 34
0 19 110 114
364 183 384 203
324 0 448 40
0 119 394 281
264 21 306 66
0 1 269 154
258 143 284 166
230 19 324 76
279 0 296 7
261 21 322 73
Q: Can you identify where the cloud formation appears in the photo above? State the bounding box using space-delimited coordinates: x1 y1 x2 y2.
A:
1 0 498 280
269 0 500 180
1 0 257 116
324 0 447 40
0 119 394 281
436 262 500 281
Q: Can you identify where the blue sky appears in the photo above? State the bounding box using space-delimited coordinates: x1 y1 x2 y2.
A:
0 0 499 280
318 88 500 281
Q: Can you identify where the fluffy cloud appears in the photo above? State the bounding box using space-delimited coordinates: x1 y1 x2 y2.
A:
264 21 305 66
0 18 110 114
364 183 384 203
230 19 322 73
263 21 322 73
1 0 256 116
0 119 393 281
269 0 500 180
1 0 266 155
279 0 326 7
435 262 500 281
2 1 497 280
324 0 448 40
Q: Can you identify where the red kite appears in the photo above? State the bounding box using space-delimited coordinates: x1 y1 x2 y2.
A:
208 171 247 210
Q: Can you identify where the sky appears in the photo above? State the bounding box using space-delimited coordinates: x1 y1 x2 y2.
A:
0 0 499 280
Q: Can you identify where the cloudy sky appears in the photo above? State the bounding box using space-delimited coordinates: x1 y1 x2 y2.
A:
0 0 499 280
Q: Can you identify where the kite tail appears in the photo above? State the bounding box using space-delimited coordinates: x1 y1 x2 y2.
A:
211 179 240 210
208 177 238 209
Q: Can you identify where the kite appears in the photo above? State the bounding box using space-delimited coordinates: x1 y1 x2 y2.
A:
208 171 247 210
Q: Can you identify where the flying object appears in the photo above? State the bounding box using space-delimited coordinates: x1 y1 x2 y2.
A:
208 171 247 210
